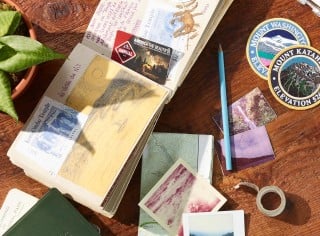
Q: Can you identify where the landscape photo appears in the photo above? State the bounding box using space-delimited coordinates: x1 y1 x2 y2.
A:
139 159 226 236
217 126 275 175
213 87 277 136
182 210 245 236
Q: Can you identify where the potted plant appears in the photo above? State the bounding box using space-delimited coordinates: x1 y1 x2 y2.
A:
0 0 64 120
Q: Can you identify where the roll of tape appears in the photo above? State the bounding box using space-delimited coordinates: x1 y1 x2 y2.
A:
235 182 286 217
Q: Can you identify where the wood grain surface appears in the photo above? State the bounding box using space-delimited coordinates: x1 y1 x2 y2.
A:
0 0 319 235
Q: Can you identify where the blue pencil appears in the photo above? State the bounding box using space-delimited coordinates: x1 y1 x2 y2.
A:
218 44 232 171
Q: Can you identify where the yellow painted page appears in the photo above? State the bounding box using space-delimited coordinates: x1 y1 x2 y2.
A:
58 55 168 197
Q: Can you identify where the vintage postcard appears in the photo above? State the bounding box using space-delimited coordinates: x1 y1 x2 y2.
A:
112 30 173 85
182 210 245 236
213 87 277 135
217 126 275 175
139 159 226 236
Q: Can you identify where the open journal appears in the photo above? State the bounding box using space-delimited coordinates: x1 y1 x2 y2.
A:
7 0 233 217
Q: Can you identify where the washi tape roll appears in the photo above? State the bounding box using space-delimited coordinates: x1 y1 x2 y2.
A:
235 182 286 217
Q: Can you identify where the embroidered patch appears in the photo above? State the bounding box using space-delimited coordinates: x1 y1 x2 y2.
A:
246 18 310 80
268 45 320 110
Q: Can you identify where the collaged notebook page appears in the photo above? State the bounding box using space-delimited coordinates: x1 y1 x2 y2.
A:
83 0 224 93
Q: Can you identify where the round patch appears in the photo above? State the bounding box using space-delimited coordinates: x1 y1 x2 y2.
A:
246 18 310 80
268 45 320 110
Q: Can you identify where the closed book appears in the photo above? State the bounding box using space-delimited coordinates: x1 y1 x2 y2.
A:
3 188 100 236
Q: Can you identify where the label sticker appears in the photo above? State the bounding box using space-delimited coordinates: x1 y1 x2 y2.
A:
246 18 310 80
268 45 320 110
112 30 173 85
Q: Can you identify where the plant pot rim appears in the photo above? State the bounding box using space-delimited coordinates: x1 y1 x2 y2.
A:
1 0 38 100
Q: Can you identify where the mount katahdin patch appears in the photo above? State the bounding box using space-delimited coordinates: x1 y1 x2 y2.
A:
268 45 320 110
246 18 310 80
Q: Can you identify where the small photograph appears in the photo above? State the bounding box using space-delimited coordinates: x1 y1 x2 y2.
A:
182 210 245 236
216 126 275 175
139 159 226 236
213 87 277 135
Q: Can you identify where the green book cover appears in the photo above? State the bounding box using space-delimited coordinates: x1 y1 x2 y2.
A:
3 188 100 236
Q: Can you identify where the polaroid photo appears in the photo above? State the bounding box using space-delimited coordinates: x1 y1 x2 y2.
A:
0 189 38 235
182 210 245 236
139 159 226 236
217 126 275 175
213 87 277 135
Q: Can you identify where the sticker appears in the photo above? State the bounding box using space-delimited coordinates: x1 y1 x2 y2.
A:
112 30 173 85
246 18 310 79
268 45 320 110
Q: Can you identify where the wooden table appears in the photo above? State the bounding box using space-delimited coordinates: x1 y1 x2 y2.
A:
1 0 319 235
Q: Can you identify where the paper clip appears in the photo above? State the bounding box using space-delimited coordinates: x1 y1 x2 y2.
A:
298 0 320 17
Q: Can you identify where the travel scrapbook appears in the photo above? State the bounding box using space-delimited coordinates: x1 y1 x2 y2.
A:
7 0 233 217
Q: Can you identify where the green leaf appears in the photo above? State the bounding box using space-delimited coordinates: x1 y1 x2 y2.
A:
0 71 18 120
0 35 65 73
0 11 21 36
0 43 16 61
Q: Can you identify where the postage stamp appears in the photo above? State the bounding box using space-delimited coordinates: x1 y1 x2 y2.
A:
18 96 88 174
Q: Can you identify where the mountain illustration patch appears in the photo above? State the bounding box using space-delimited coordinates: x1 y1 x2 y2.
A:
246 18 310 80
268 45 320 110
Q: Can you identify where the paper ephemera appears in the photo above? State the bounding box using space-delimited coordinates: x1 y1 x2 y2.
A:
139 159 226 236
83 0 223 92
112 30 173 85
213 87 277 135
182 210 245 236
0 189 38 235
83 0 219 55
11 53 168 198
217 126 275 175
138 133 214 236
13 97 87 175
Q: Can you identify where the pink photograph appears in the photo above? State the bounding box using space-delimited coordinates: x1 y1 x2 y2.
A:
139 159 226 236
217 126 275 175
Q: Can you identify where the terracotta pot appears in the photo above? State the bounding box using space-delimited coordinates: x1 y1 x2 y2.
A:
2 0 38 100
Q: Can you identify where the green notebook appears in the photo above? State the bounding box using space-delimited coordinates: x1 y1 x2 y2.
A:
3 188 100 236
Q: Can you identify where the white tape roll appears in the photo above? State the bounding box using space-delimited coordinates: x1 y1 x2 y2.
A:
235 182 286 217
